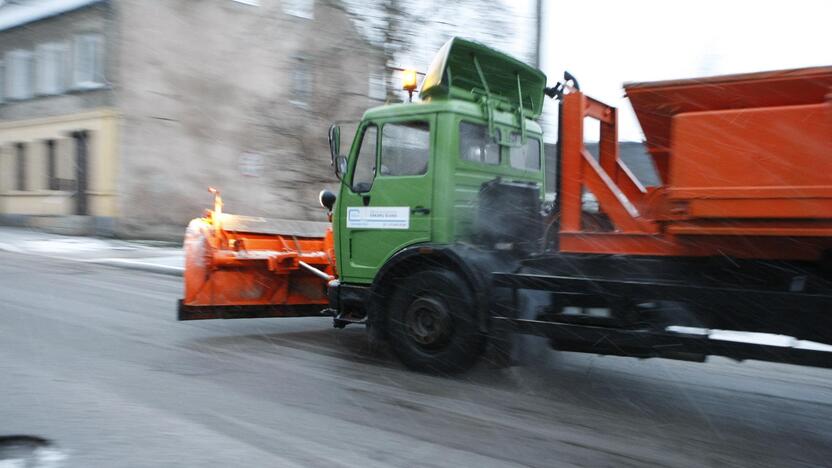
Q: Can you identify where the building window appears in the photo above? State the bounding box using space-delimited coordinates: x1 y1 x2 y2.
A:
15 143 26 191
36 43 68 95
5 50 34 100
290 57 311 107
46 139 58 190
52 139 75 191
73 34 104 89
70 131 89 215
283 0 313 19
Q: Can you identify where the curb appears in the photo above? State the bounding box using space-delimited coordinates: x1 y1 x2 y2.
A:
87 258 184 277
0 244 184 277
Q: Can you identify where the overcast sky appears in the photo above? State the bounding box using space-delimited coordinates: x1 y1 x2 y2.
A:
538 0 832 141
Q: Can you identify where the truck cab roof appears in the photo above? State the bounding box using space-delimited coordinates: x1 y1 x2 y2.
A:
362 36 547 131
361 99 543 136
419 37 547 119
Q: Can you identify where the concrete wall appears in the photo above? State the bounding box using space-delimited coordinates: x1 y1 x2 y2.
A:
114 0 385 238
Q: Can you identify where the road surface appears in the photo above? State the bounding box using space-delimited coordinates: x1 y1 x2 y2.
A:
1 250 831 467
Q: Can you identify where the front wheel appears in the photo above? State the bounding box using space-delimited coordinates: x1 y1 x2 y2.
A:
386 269 485 373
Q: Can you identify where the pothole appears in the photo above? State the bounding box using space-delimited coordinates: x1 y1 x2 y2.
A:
0 436 66 468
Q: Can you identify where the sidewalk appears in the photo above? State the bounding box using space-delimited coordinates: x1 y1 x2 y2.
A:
0 226 184 276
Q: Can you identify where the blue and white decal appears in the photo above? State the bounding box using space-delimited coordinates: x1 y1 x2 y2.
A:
346 207 410 229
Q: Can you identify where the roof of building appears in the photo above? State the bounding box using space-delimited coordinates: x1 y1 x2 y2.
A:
0 0 104 33
545 142 659 189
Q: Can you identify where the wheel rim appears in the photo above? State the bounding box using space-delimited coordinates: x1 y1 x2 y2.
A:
404 296 453 349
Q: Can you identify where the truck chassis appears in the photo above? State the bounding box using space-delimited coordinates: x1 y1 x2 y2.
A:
492 253 832 369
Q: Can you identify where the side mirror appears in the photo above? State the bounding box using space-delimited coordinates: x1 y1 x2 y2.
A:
329 124 347 180
328 124 341 165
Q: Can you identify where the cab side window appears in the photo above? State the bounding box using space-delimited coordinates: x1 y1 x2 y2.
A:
380 122 430 176
459 121 500 165
351 125 378 192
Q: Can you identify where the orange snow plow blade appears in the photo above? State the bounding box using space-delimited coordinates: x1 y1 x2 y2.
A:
178 190 335 321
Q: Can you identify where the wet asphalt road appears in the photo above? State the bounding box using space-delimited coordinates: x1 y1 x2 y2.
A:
1 250 831 467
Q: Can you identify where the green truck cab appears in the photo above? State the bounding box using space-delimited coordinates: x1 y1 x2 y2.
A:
324 38 548 371
330 38 546 284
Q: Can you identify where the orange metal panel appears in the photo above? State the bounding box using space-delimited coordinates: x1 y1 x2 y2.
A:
668 222 832 237
670 186 832 199
625 66 832 151
560 232 830 261
683 199 832 220
560 92 585 232
669 103 831 196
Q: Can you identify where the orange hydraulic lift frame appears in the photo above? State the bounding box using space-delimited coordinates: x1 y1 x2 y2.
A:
557 66 832 262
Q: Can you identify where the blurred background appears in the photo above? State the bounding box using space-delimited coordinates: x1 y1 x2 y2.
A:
0 0 829 239
1 2 832 467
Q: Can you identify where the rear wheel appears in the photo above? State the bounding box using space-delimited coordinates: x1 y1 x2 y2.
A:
386 269 485 373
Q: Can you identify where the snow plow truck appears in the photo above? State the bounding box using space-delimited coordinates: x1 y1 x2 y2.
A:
179 37 832 373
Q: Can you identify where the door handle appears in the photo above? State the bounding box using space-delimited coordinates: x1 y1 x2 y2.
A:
411 206 431 215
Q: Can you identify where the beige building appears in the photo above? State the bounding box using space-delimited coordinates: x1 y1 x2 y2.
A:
0 0 384 238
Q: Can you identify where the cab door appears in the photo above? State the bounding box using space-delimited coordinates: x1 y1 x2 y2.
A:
338 117 434 283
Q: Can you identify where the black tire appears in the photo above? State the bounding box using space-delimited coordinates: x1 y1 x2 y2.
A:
386 269 486 373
